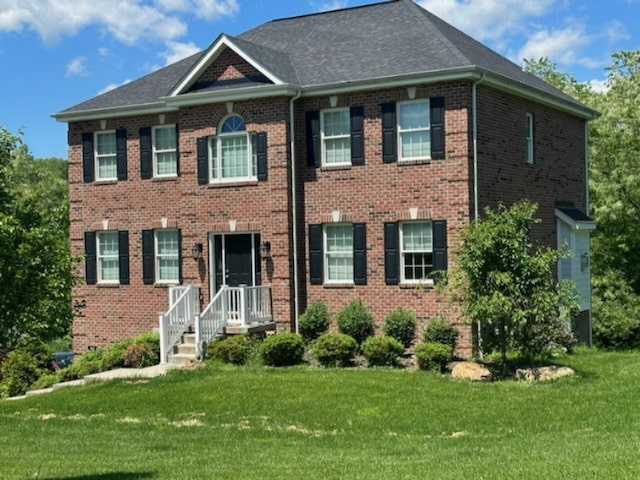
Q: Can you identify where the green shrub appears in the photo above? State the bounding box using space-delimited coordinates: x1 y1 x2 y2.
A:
423 316 459 350
100 339 134 371
298 300 331 343
29 371 64 391
61 350 104 381
336 298 374 345
207 335 254 365
122 343 156 368
0 342 54 398
260 333 305 367
310 333 358 367
383 308 416 348
131 331 161 362
414 342 453 372
361 336 403 367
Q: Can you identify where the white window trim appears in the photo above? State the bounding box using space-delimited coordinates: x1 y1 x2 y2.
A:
526 112 534 164
152 125 178 178
399 220 434 284
209 115 257 184
97 231 119 284
323 223 354 284
95 130 117 181
321 107 351 167
397 99 431 162
155 229 180 284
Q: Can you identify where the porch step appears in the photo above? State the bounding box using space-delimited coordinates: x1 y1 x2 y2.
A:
167 353 199 366
167 333 199 365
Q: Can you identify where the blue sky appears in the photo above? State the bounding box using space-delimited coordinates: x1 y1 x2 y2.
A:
0 0 638 160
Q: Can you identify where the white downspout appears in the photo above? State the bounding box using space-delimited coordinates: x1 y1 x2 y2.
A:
585 121 593 347
289 90 302 333
472 74 485 355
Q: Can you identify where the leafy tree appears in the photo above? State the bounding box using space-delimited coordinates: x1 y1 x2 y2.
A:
0 125 75 347
447 201 579 370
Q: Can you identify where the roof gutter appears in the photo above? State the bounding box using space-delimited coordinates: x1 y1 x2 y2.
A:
289 89 302 333
52 103 178 123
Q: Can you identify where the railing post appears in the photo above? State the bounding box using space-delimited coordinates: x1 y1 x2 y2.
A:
221 286 228 325
194 312 201 354
240 284 249 326
159 313 167 364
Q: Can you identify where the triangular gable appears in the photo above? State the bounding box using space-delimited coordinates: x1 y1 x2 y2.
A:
169 34 285 97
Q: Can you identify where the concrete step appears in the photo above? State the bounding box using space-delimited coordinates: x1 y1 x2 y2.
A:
175 343 197 355
168 353 198 366
181 333 196 345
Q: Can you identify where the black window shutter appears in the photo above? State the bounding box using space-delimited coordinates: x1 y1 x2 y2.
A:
350 106 365 166
82 132 94 182
353 223 367 285
118 230 130 284
257 131 268 181
432 219 448 283
84 231 97 285
142 229 155 285
384 222 399 285
306 110 320 167
116 128 128 180
175 124 180 176
430 97 445 160
381 102 397 163
178 229 183 284
197 137 209 185
309 224 323 285
139 126 152 179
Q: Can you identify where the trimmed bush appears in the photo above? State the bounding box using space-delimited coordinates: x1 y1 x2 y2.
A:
122 343 156 368
29 371 64 391
131 331 161 363
0 342 54 397
260 333 305 367
100 339 134 371
337 298 374 345
207 335 254 365
311 333 358 367
383 308 416 348
361 336 403 367
423 316 459 350
298 300 331 343
414 342 453 372
60 350 104 381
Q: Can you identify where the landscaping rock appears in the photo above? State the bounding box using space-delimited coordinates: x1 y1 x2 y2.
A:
515 366 574 382
451 361 492 381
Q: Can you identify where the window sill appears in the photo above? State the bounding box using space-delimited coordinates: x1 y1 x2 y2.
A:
94 179 118 185
96 283 120 288
321 164 352 172
398 158 431 166
154 282 180 288
399 281 434 290
152 176 179 182
323 283 354 289
207 180 259 188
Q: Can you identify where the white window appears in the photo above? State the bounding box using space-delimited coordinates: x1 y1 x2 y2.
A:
324 224 353 282
398 100 430 161
321 108 351 166
526 113 534 164
153 125 177 177
97 231 119 283
209 115 257 182
95 131 117 180
155 230 179 283
400 221 433 282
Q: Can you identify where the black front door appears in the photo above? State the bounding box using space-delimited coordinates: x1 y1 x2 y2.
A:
212 233 261 292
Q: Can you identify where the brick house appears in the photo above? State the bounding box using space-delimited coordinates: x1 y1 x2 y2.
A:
54 0 596 360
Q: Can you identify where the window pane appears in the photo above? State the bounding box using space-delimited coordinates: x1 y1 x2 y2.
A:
156 230 179 282
157 231 179 255
159 259 179 281
326 225 353 252
156 152 177 175
98 156 117 179
327 253 353 281
98 232 119 282
399 102 429 130
400 131 430 159
325 138 351 165
96 133 116 155
220 135 249 178
155 127 176 150
326 225 353 281
99 232 119 255
402 222 432 251
323 110 350 136
403 252 433 281
221 115 246 133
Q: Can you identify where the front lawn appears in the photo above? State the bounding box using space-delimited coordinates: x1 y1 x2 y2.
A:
1 349 639 479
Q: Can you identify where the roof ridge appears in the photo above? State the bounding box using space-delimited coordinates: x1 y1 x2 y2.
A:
266 0 398 24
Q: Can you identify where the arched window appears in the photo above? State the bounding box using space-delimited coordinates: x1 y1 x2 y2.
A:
209 114 257 181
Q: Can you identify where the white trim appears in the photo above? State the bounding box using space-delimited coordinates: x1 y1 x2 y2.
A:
323 223 354 284
94 130 117 181
152 125 178 178
155 229 180 284
555 208 596 231
96 230 119 284
320 107 351 167
169 35 284 97
208 115 258 183
209 232 260 293
397 99 431 162
399 220 433 284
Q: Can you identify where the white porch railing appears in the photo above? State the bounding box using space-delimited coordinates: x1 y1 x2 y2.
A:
195 284 273 348
159 285 199 364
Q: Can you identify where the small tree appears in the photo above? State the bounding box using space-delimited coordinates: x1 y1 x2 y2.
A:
448 201 579 370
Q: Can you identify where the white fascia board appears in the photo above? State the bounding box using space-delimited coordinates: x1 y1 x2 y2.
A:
163 85 299 107
169 35 284 97
52 103 178 123
555 208 597 231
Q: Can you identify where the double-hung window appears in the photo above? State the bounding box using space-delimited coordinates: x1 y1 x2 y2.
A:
398 100 430 161
210 115 257 182
97 231 119 283
321 109 351 166
155 230 180 283
525 113 534 164
95 131 117 180
324 224 354 283
153 125 177 177
400 221 433 282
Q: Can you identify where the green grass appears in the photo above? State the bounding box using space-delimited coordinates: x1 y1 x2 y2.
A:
1 349 640 479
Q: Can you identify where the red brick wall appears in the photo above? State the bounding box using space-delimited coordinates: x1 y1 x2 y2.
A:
197 48 264 83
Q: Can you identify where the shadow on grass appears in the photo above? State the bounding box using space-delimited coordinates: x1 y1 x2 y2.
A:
44 473 156 479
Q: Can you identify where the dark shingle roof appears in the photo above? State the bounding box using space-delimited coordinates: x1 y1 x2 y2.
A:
55 0 593 118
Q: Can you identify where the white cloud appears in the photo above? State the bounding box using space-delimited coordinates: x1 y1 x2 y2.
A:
66 56 87 77
98 47 112 57
0 0 237 45
160 41 201 65
312 0 349 12
588 79 609 93
98 78 131 95
416 0 558 41
517 26 598 68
